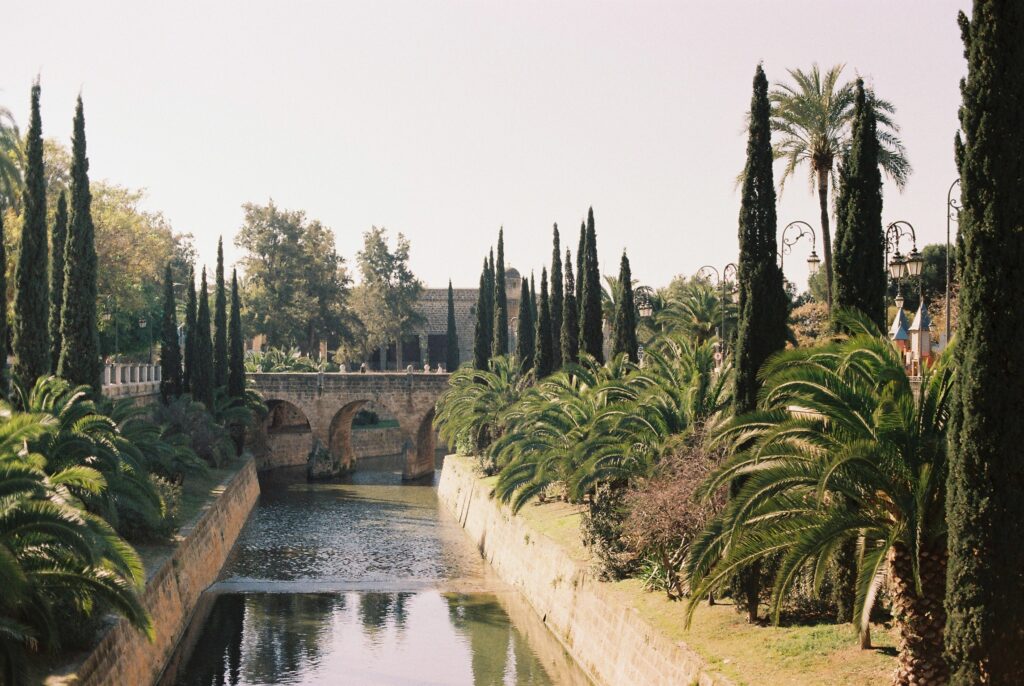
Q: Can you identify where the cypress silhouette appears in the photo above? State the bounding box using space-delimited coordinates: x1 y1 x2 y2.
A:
515 279 533 372
48 191 67 371
579 207 604 362
473 258 491 370
228 269 245 400
213 237 228 387
14 80 50 387
731 65 788 623
832 79 886 331
534 268 553 377
576 222 585 306
946 3 1024 683
159 264 182 402
183 268 197 392
446 280 460 371
529 273 537 331
492 229 509 356
561 250 579 365
611 251 638 362
192 267 214 409
58 96 101 393
550 225 563 369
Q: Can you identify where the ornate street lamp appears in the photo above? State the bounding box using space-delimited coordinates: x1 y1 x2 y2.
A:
885 221 924 298
635 286 655 319
697 262 738 353
779 220 821 276
946 178 961 343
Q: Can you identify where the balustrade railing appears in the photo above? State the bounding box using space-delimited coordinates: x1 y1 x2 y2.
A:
101 362 161 398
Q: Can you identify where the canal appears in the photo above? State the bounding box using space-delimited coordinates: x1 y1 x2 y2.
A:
162 455 591 685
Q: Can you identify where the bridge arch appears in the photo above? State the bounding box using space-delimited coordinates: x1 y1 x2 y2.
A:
256 399 314 470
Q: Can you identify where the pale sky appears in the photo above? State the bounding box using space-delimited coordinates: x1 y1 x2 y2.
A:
4 0 968 292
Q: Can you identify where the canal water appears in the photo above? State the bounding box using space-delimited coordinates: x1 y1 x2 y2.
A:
162 455 591 685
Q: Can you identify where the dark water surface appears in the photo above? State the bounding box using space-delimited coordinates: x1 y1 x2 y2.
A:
164 456 590 685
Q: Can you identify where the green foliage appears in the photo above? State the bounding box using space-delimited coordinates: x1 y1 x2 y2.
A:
192 267 214 409
473 259 492 370
446 280 460 371
183 269 197 393
48 191 67 371
576 223 585 306
579 207 604 363
611 251 639 363
492 228 508 356
213 237 227 387
152 393 238 469
533 268 553 378
228 269 245 399
57 97 101 392
945 4 1024 682
656 279 736 346
0 210 7 390
13 81 50 388
831 79 886 331
561 250 579 365
515 279 533 372
159 264 183 402
0 103 21 210
243 347 334 373
550 225 563 369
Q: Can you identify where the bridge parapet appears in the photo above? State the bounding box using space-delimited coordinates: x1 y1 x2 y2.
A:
101 363 161 403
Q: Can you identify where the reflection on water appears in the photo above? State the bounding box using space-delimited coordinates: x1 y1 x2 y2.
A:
167 456 591 685
172 592 563 686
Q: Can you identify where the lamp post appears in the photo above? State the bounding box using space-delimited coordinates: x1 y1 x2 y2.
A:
139 317 152 364
697 262 738 353
885 221 924 302
946 179 961 344
635 286 655 319
779 220 822 277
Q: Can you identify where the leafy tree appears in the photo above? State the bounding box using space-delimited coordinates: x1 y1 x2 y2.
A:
686 313 954 682
732 64 789 623
832 79 886 331
159 264 182 402
492 228 508 356
534 267 553 378
352 227 423 368
561 250 580 365
612 251 639 362
473 259 491 370
771 63 909 310
946 4 1024 683
579 207 604 363
227 269 245 399
13 80 49 388
192 267 214 409
48 191 67 370
58 97 101 393
213 237 227 387
550 225 563 369
0 211 5 390
0 103 21 210
183 268 197 393
235 201 352 355
515 279 534 372
446 280 460 371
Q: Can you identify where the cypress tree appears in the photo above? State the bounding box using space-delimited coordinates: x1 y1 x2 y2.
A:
192 267 214 409
529 273 538 330
0 211 7 392
159 264 182 402
227 269 245 400
485 250 495 355
48 191 67 371
515 279 533 372
576 222 586 306
831 79 886 331
473 259 490 370
492 229 509 356
550 224 563 369
183 268 197 392
946 4 1024 682
213 236 228 387
731 65 788 624
446 280 460 371
579 207 604 363
58 96 101 393
561 249 579 365
13 80 50 388
611 251 638 362
534 267 553 377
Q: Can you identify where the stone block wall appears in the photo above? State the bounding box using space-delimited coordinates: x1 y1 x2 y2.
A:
49 460 261 686
437 455 729 686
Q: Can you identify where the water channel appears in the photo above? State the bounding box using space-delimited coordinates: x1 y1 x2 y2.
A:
162 454 591 685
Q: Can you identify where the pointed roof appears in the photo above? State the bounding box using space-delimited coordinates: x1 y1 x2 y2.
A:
890 307 910 341
909 302 932 332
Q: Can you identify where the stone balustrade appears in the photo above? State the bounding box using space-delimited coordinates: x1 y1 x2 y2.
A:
101 362 162 400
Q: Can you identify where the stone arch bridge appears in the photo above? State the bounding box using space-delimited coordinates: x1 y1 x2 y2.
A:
247 372 450 480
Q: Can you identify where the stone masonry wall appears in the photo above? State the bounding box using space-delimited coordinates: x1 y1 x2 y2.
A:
437 455 729 686
50 459 261 686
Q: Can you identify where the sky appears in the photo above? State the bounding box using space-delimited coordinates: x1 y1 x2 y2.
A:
4 0 969 292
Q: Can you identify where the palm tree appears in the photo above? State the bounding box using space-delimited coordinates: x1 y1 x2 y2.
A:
684 311 951 686
0 104 22 210
770 64 910 310
657 281 736 345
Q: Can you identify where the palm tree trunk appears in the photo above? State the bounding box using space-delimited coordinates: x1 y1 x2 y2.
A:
888 542 948 686
817 167 833 312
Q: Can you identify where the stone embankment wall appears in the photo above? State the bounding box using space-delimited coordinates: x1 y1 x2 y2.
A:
438 455 729 686
50 459 260 686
